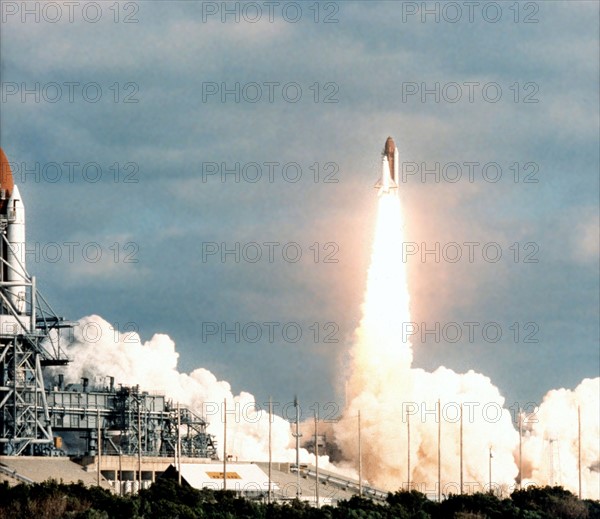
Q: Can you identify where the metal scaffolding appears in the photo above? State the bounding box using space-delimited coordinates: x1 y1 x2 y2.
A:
46 382 217 459
0 219 71 455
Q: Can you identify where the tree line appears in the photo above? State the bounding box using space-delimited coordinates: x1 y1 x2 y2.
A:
0 479 598 518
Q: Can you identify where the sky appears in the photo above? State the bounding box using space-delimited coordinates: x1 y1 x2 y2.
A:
1 0 598 416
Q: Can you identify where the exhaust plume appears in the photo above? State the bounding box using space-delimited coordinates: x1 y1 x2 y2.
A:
333 193 599 499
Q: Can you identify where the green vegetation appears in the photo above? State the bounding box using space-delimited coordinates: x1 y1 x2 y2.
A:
0 479 598 519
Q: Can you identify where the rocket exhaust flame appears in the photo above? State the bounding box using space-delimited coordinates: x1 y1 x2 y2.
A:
349 194 412 393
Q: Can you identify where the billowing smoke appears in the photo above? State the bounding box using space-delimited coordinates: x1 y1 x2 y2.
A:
47 315 337 470
522 378 599 496
332 195 599 499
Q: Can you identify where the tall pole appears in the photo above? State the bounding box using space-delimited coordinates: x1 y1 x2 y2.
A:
97 407 101 487
223 398 227 491
489 446 493 495
173 404 178 468
407 409 411 491
314 409 319 508
460 403 463 494
518 407 522 490
294 396 301 498
177 402 182 486
578 406 582 499
358 410 363 497
118 448 123 496
437 399 441 502
268 397 272 504
137 399 142 491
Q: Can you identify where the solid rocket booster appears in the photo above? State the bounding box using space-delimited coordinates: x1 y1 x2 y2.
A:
0 148 27 314
374 136 399 196
7 185 27 313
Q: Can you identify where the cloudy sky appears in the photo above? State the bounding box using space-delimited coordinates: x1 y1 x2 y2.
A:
1 1 598 412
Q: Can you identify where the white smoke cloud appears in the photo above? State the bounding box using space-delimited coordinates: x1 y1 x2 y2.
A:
48 315 337 470
334 340 522 495
522 378 600 498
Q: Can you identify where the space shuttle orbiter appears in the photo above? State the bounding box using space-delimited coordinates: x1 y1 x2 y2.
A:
374 136 399 196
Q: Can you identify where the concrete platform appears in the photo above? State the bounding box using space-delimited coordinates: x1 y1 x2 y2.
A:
255 462 388 505
0 456 112 490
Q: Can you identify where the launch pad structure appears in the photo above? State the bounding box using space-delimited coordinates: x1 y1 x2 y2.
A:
0 149 217 480
46 379 217 460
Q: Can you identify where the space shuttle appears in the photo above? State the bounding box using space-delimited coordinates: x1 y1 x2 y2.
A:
0 148 27 315
374 136 399 196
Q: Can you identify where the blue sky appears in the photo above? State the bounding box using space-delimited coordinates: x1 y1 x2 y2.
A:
1 0 598 412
